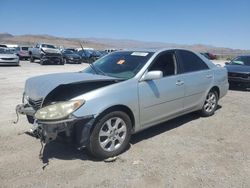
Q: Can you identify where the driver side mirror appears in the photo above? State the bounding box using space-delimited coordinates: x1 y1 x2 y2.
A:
140 71 163 81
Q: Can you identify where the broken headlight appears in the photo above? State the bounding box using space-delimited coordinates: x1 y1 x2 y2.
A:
35 100 85 121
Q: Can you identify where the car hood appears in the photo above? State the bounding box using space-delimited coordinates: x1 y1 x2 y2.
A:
24 72 118 100
41 47 61 54
0 54 18 58
225 65 250 74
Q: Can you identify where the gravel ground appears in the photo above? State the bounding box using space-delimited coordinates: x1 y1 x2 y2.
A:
0 60 249 188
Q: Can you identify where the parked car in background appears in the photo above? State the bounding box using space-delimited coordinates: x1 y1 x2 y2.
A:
65 48 77 52
62 50 81 64
0 47 19 66
18 46 30 60
98 50 108 57
78 49 102 63
0 44 7 48
105 48 117 53
28 43 63 65
225 55 250 88
16 49 228 159
200 52 217 60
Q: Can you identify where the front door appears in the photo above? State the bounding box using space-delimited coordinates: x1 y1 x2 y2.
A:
138 51 185 128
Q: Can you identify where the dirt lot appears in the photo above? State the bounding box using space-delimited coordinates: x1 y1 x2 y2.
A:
0 60 249 188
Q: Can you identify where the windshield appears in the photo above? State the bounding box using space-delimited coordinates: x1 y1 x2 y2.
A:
82 51 154 79
0 48 16 54
231 56 250 66
42 44 56 49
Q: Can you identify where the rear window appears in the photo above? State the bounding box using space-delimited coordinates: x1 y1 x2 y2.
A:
178 50 209 73
21 47 28 51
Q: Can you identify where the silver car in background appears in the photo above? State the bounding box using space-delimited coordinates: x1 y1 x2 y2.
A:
0 47 19 66
16 49 228 159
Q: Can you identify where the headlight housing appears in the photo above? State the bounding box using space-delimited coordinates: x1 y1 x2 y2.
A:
35 100 85 121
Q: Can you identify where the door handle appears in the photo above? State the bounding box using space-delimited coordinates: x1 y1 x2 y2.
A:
206 74 213 78
176 80 184 86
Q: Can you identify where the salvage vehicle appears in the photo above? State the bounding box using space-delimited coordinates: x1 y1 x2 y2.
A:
225 55 250 88
16 49 229 159
78 49 102 63
62 50 81 64
0 47 19 66
28 43 63 65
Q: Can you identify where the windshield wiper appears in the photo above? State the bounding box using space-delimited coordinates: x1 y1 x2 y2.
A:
89 63 99 74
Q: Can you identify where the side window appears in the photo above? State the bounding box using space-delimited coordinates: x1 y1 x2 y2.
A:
178 50 208 73
149 52 177 77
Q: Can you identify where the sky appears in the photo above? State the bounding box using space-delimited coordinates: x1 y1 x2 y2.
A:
0 0 250 49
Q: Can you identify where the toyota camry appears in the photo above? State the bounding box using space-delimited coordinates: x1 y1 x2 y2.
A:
16 49 229 159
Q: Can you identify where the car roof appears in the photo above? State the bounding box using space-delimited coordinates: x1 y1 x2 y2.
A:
120 48 197 53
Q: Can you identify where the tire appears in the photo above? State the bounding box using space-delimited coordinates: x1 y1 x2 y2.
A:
87 111 132 159
40 59 44 65
60 59 65 65
63 58 67 65
200 89 218 117
30 55 34 63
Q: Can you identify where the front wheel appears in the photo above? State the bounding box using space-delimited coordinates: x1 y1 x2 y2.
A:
87 111 132 159
62 58 67 65
60 58 65 65
30 55 34 62
200 90 218 117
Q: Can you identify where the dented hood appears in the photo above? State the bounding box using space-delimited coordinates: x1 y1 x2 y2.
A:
24 72 117 100
41 47 61 54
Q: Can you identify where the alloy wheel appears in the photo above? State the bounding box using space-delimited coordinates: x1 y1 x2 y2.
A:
204 92 217 113
98 117 127 152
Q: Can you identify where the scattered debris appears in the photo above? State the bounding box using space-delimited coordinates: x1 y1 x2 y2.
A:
104 156 117 163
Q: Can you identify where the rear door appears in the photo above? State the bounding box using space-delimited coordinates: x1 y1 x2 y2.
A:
176 50 213 110
138 51 185 128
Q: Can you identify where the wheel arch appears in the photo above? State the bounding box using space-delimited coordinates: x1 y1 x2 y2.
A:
210 86 220 98
92 104 135 133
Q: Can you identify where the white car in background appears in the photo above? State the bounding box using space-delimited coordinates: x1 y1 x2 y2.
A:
0 47 19 66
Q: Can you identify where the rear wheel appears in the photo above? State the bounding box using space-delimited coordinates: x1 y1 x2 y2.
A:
200 90 218 117
87 111 132 159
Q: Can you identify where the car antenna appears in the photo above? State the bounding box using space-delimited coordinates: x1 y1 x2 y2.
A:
79 42 99 74
79 42 107 76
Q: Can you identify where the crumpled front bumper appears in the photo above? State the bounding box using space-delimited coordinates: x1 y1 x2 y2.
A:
16 103 36 116
15 103 95 147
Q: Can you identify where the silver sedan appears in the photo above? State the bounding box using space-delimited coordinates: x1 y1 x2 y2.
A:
16 49 229 159
0 47 19 66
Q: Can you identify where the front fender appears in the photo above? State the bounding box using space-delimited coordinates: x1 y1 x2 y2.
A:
72 79 140 131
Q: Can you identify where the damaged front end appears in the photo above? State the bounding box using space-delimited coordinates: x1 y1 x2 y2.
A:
16 101 95 147
15 72 121 150
41 49 62 64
